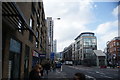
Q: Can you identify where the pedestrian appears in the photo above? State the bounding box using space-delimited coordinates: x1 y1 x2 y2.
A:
29 64 43 80
73 72 86 80
52 62 56 72
44 62 51 75
109 61 112 68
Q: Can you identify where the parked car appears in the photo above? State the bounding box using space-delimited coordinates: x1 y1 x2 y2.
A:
56 62 62 68
65 60 73 66
100 65 107 68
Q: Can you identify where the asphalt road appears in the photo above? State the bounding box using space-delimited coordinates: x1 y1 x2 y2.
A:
65 65 119 80
43 65 119 80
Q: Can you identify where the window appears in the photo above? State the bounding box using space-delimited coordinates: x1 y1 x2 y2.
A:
37 10 40 18
24 45 30 78
81 34 94 37
36 41 39 48
83 49 93 53
117 48 120 51
77 41 80 49
18 22 22 32
32 2 36 15
117 42 119 46
50 21 52 26
36 30 39 38
114 48 116 51
17 20 23 33
10 38 21 53
30 18 32 28
84 54 86 58
29 17 34 29
114 42 116 46
29 32 33 42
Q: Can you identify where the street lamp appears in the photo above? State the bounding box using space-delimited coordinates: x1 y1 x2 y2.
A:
56 18 61 20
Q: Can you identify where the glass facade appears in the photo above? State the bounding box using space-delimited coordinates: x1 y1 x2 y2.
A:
10 38 21 53
81 34 94 37
81 33 97 66
83 38 97 48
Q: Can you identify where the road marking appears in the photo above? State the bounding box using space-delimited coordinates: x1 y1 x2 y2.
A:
95 71 100 73
95 71 106 75
100 75 113 78
61 66 63 71
56 69 61 73
86 75 96 80
95 71 112 78
104 76 112 78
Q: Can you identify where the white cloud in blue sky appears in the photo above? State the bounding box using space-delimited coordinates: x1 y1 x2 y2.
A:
43 0 119 52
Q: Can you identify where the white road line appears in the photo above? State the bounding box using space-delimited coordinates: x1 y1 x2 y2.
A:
95 71 113 78
61 66 63 71
56 69 60 73
85 75 96 80
100 75 113 78
95 71 100 73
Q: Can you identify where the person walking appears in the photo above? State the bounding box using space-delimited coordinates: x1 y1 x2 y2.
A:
44 62 51 75
29 64 43 80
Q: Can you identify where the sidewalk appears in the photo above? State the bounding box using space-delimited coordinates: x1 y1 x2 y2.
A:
42 69 66 78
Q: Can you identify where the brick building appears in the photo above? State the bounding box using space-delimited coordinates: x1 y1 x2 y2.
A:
107 37 120 66
2 2 48 79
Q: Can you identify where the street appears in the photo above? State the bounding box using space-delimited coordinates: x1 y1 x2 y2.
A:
2 2 120 80
43 65 119 80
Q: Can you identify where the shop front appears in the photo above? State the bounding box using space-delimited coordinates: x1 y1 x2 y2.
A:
32 51 39 68
39 54 46 64
8 38 21 79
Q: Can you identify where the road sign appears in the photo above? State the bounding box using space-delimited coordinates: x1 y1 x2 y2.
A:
50 52 55 60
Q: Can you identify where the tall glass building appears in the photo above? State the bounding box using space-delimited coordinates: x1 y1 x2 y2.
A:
75 32 97 66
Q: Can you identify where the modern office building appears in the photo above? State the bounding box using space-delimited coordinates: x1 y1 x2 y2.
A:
46 17 54 59
107 37 120 66
74 32 97 66
2 2 47 79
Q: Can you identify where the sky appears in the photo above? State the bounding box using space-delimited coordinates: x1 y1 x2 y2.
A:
43 0 119 52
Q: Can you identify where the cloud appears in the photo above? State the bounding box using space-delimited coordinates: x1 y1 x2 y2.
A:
57 39 74 52
43 1 95 52
97 31 118 51
43 1 118 52
94 20 118 50
95 20 118 35
112 4 120 17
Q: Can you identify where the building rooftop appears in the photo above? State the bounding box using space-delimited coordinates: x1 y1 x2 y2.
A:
75 32 94 40
107 36 120 45
112 37 120 40
93 50 106 56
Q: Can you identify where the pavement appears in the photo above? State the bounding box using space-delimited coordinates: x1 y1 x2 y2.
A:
42 68 67 78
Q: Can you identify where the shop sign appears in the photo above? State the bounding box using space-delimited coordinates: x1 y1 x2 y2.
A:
33 51 39 57
10 38 21 53
39 54 46 58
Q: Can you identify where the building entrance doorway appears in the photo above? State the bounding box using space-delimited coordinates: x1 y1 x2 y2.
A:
8 52 20 79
